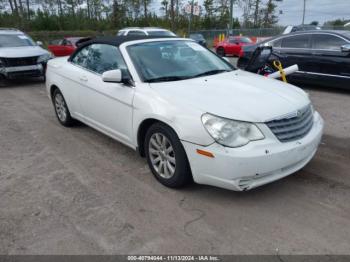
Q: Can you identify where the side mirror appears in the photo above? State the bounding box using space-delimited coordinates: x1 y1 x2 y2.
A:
235 42 240 45
102 69 133 86
341 44 350 53
37 41 43 46
102 69 122 83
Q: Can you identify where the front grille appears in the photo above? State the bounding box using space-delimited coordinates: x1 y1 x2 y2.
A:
3 56 38 67
7 70 42 79
266 105 314 143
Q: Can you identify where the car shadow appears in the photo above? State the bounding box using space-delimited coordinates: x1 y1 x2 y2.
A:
65 120 292 199
0 77 45 88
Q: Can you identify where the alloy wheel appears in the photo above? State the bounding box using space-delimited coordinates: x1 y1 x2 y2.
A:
148 133 176 179
217 47 225 57
54 93 67 122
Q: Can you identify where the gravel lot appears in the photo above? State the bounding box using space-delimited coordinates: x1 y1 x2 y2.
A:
0 79 349 255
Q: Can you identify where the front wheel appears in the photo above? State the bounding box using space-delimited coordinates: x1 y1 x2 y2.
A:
216 47 225 57
52 88 75 127
145 123 192 188
0 75 8 87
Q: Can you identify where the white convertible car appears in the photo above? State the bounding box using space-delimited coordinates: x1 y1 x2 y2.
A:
46 36 324 191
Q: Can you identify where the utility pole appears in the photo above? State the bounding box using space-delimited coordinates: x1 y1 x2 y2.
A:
170 0 175 31
176 0 179 21
302 0 306 25
229 0 234 35
188 0 194 35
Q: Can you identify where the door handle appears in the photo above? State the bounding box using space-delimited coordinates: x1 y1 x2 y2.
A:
79 76 88 82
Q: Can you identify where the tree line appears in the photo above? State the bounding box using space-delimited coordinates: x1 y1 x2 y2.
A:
0 0 282 32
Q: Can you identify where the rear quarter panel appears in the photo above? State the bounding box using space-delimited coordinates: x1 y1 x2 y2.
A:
46 57 81 116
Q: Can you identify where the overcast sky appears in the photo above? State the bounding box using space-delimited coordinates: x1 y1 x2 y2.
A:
276 0 350 25
150 0 350 26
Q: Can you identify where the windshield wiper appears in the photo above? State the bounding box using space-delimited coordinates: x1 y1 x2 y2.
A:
192 69 231 78
145 76 189 83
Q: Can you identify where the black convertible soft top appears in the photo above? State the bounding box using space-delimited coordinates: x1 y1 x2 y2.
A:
68 35 178 61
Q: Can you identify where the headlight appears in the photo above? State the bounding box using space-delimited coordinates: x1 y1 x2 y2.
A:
201 113 265 147
37 53 53 63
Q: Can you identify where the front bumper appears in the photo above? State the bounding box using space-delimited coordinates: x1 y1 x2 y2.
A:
0 64 45 79
182 112 324 191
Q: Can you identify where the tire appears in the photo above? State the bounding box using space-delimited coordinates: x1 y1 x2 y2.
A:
0 75 8 87
145 122 192 188
217 47 225 57
52 88 75 127
237 57 249 69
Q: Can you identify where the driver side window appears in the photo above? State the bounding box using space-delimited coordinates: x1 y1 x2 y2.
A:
71 46 90 67
229 38 239 44
312 34 347 51
85 44 127 75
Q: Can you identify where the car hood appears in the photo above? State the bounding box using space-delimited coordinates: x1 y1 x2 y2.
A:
0 46 49 58
150 70 310 123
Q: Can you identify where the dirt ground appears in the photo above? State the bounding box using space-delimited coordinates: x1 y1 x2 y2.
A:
0 80 349 255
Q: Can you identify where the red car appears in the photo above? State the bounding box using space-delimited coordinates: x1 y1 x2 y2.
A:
48 37 83 57
216 36 254 57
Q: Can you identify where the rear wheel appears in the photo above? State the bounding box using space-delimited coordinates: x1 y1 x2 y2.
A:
0 75 8 87
52 88 75 127
217 47 225 57
145 123 192 188
237 57 249 69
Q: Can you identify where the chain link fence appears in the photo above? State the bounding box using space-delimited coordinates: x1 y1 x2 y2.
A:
28 26 350 48
191 26 350 47
190 28 284 47
191 28 284 39
28 30 117 47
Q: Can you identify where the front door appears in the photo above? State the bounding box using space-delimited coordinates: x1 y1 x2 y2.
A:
311 33 350 84
275 34 315 73
75 44 135 146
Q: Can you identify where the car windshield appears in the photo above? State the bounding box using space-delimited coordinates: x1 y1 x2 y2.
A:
147 31 176 37
238 37 253 43
0 34 36 47
127 40 234 82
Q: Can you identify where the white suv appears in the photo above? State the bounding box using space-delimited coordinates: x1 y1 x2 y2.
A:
117 27 176 37
0 28 52 82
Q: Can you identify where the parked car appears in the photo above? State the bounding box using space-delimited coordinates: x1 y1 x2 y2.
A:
46 35 323 191
48 37 84 57
216 36 254 57
283 25 321 34
238 30 350 89
189 33 207 47
0 28 52 82
117 27 176 37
